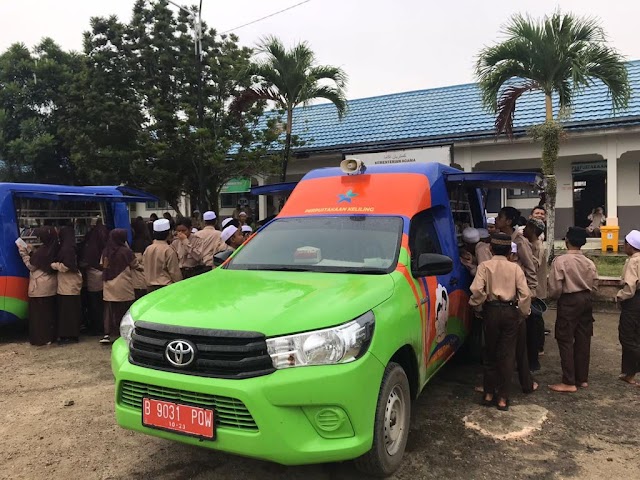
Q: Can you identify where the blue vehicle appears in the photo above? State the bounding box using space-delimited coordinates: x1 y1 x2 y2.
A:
0 183 157 327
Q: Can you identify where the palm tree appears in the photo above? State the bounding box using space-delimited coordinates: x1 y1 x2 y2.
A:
476 12 630 256
231 36 348 182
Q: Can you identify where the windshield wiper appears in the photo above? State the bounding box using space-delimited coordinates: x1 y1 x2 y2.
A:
241 266 311 272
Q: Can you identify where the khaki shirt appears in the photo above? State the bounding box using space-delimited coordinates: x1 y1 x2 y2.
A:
103 263 139 302
131 252 147 290
85 267 103 293
531 239 548 299
475 242 493 265
171 235 204 269
51 263 83 296
469 255 531 317
548 250 598 300
617 252 640 302
512 230 538 294
20 252 57 298
143 240 182 287
194 227 226 267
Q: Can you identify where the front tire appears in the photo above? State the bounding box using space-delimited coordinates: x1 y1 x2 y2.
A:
354 362 411 477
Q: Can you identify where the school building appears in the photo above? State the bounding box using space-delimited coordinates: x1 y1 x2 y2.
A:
137 60 640 238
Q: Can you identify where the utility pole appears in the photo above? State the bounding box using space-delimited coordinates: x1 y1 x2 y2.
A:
167 0 207 213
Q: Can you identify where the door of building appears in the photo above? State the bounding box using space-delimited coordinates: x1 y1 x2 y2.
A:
572 162 607 228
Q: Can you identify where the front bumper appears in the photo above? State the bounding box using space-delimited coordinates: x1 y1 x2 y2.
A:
112 338 385 465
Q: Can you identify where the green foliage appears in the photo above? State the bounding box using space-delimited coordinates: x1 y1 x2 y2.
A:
231 36 348 181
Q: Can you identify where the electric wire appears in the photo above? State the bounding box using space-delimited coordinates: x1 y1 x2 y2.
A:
220 0 312 34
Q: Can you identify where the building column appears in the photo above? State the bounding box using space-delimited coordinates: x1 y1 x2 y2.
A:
257 176 267 220
605 137 618 226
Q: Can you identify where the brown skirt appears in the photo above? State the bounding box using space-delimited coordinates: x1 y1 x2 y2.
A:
57 294 82 338
86 290 104 336
135 289 147 301
28 296 57 346
103 301 132 337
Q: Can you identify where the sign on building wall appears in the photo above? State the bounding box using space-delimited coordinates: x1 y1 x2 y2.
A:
348 145 451 167
221 178 251 194
571 161 607 174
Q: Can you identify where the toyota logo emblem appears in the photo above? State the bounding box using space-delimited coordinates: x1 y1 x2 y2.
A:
165 340 196 367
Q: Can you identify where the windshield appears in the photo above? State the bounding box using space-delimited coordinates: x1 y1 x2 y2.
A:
226 216 403 274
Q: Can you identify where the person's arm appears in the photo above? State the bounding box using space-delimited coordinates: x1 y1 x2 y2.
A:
589 260 599 292
547 258 563 300
18 247 37 272
617 258 639 302
469 264 488 311
51 262 69 273
516 267 532 317
129 256 143 272
517 238 538 293
166 249 183 283
182 235 203 262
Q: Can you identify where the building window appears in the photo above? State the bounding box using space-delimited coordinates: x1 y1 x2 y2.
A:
145 200 170 210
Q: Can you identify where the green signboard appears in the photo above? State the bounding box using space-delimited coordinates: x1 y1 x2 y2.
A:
221 178 251 194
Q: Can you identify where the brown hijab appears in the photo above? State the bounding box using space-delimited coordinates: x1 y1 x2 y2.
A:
102 229 135 282
30 226 59 273
57 226 78 272
82 220 109 269
131 217 151 254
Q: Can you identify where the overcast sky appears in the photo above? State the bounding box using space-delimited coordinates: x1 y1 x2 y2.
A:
2 0 640 100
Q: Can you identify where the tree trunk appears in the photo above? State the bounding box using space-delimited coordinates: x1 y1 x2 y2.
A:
280 108 293 183
538 120 562 262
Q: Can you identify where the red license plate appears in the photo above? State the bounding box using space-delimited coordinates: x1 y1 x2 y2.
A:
142 398 215 439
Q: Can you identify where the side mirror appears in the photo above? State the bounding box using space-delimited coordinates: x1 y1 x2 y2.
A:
213 249 233 267
413 253 453 278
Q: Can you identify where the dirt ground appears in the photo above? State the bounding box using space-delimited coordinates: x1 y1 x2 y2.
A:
1 311 639 480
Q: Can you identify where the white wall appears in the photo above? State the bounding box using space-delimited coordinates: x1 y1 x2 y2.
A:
618 151 640 206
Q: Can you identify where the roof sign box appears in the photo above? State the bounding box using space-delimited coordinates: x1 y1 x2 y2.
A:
350 146 451 167
221 178 251 194
571 161 607 173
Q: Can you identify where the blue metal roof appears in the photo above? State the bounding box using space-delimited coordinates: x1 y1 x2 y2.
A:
269 60 640 154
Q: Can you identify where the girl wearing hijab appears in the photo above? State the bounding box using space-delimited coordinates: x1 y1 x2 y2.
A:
80 217 109 335
51 226 83 344
17 226 59 346
100 229 140 344
131 217 151 300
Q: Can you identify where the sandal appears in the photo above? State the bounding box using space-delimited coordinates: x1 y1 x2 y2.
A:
481 395 494 407
99 335 111 344
497 399 509 411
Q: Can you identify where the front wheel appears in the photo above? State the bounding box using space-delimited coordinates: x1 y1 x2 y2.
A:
354 362 411 477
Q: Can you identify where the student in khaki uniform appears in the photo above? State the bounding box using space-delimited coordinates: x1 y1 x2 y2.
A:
469 233 532 411
193 211 226 268
51 226 83 344
476 228 493 265
172 218 205 278
241 225 253 239
548 227 598 392
80 217 109 335
131 217 151 300
17 226 59 346
221 225 245 251
460 228 481 276
616 230 640 386
143 219 182 292
100 229 140 344
522 218 546 371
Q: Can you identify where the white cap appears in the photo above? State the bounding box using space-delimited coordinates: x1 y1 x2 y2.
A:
191 227 198 234
626 230 640 250
221 218 234 228
462 227 480 244
241 225 253 233
203 211 216 221
238 211 247 217
153 219 170 232
486 217 496 225
511 242 518 254
477 228 490 239
221 225 238 243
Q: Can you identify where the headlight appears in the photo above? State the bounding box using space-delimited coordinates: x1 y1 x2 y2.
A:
266 311 375 369
119 310 134 347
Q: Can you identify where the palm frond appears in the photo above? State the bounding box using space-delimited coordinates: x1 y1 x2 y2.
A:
300 85 348 119
495 81 540 137
308 65 347 88
229 86 282 115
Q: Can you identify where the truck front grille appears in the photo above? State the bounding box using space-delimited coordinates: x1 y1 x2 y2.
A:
129 321 275 379
119 380 258 431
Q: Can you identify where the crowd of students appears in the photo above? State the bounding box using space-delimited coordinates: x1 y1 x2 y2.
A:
16 210 253 346
462 205 640 411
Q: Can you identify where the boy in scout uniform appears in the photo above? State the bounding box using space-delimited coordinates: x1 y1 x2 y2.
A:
193 211 226 268
616 230 640 385
172 217 205 278
469 233 532 411
143 219 182 292
548 227 598 393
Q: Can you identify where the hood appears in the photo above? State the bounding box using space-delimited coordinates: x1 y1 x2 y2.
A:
131 269 395 337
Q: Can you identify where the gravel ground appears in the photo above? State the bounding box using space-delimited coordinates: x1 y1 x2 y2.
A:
1 311 639 480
